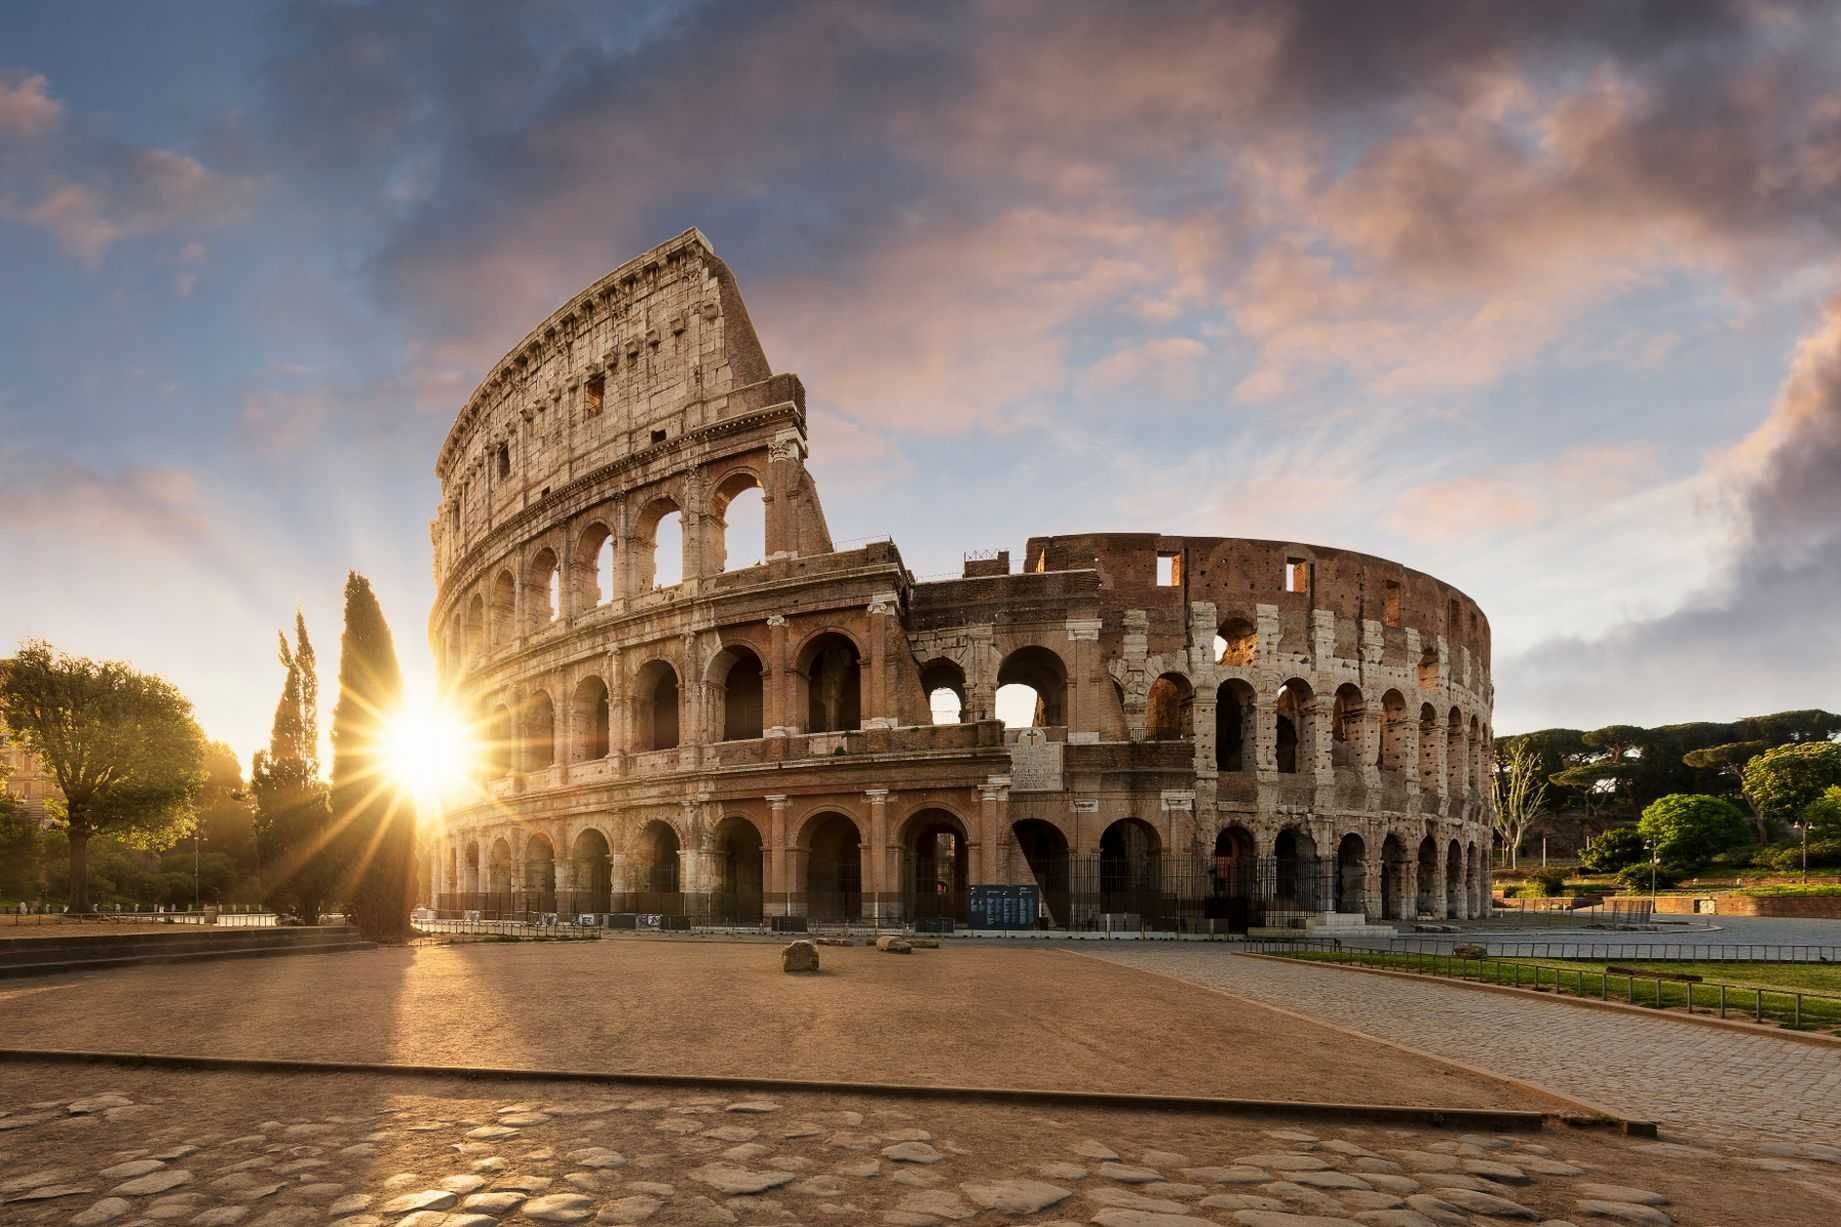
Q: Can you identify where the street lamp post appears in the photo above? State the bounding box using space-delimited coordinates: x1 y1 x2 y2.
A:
193 827 201 910
1793 820 1809 885
1643 838 1658 908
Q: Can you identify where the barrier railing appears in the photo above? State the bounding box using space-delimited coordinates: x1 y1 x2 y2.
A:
1375 937 1841 963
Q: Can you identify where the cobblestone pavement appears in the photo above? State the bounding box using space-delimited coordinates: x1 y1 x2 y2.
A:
4 1064 1839 1227
1081 947 1841 1148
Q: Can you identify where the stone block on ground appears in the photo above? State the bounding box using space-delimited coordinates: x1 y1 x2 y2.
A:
876 936 913 954
782 940 820 973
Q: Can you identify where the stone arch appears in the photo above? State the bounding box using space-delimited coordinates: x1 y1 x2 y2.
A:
575 519 615 608
997 645 1067 728
706 643 765 741
572 675 610 760
523 833 556 896
1011 818 1070 927
1417 702 1440 788
463 839 481 894
1446 706 1466 798
1098 817 1161 916
570 826 613 912
526 546 560 632
712 815 764 924
487 836 514 894
1214 614 1258 667
1378 689 1408 772
632 659 681 751
634 496 684 590
1446 837 1464 919
522 689 557 769
709 469 766 573
466 593 485 662
797 631 862 734
1380 832 1408 920
491 569 516 644
1208 823 1257 931
487 701 515 774
902 807 971 924
1417 834 1438 916
1330 683 1365 768
633 819 683 909
1335 832 1366 915
800 810 863 923
1215 679 1255 771
1468 713 1483 795
1275 679 1314 774
921 657 968 725
1145 672 1194 741
1274 826 1321 911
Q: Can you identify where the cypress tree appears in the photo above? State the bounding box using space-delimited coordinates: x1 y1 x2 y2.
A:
330 572 415 942
251 619 334 923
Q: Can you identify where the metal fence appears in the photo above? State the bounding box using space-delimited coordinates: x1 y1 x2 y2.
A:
1253 941 1841 1031
1485 897 1655 927
1382 937 1841 963
0 905 277 927
415 915 601 940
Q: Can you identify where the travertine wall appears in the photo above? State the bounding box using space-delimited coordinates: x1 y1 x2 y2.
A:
426 231 1495 926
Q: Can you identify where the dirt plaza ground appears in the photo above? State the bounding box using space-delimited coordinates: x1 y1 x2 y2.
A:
0 940 1529 1110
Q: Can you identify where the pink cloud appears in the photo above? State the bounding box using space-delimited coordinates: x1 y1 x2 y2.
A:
0 71 61 138
1389 443 1658 541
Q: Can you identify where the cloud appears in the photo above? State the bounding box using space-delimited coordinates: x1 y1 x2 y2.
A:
1389 444 1658 541
1 450 214 556
1085 337 1207 393
0 71 61 138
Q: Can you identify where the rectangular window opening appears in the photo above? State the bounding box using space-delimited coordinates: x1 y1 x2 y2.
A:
650 428 667 445
1285 557 1310 593
1156 552 1182 587
1383 580 1402 627
496 443 510 480
585 373 605 417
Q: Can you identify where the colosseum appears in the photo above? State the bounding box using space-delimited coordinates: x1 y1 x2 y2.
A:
427 229 1495 933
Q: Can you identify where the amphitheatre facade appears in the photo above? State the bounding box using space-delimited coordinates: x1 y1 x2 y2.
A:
427 229 1494 930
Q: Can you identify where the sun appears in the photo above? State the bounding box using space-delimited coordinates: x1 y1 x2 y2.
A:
383 697 475 813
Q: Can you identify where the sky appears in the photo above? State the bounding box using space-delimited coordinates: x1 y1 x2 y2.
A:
3 0 1840 768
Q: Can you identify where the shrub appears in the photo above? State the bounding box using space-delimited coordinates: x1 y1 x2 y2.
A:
1804 785 1841 839
1637 794 1751 870
1519 866 1569 897
1579 827 1646 872
1757 838 1841 871
1615 861 1681 893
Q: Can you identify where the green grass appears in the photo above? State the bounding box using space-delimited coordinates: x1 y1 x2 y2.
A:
1275 949 1841 1031
1735 884 1841 897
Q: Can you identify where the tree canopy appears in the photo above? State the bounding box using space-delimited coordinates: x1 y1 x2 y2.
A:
251 615 336 923
1742 741 1841 836
0 641 207 912
1637 794 1752 869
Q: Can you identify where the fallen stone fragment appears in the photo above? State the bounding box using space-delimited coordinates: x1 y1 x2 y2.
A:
783 940 820 973
1426 1186 1537 1219
521 1192 596 1222
1574 1201 1672 1226
1099 1163 1162 1184
882 1142 945 1164
71 1197 133 1225
687 1162 799 1194
960 1179 1072 1213
1573 1184 1667 1206
378 1189 457 1214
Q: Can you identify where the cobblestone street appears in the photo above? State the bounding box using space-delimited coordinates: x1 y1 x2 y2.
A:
1082 947 1841 1148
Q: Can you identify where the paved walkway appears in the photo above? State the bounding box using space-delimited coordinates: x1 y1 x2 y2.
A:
1082 947 1841 1147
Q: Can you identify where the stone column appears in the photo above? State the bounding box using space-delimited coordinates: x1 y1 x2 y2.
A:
766 795 790 917
865 593 899 728
765 430 807 560
1431 840 1448 919
1363 830 1383 921
1310 694 1336 811
979 778 1010 883
865 788 891 923
765 614 790 738
1065 618 1102 742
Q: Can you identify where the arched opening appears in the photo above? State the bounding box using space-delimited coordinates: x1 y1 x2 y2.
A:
633 660 680 751
1276 679 1313 774
800 633 861 733
1330 684 1364 768
487 703 515 775
1208 824 1256 931
575 522 614 607
523 690 556 769
1445 838 1464 919
1214 615 1257 666
1381 833 1408 920
1446 707 1466 797
571 828 612 914
1418 703 1440 789
572 676 610 760
1417 835 1438 916
708 645 765 741
711 472 766 572
634 498 683 590
527 547 560 632
921 658 968 725
1145 673 1194 741
491 570 516 644
903 809 970 925
1469 714 1483 793
996 645 1067 728
1378 689 1407 772
1274 827 1320 912
1098 817 1161 917
1417 645 1439 690
633 821 682 914
1467 840 1484 919
713 817 764 925
466 594 485 663
463 841 480 895
487 837 513 897
1012 819 1069 927
523 835 556 911
1215 679 1254 771
1335 833 1366 915
803 812 862 923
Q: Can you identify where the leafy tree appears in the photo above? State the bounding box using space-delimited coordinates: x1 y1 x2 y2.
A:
1742 741 1841 839
1804 785 1841 839
252 618 336 923
1637 793 1752 870
331 573 415 943
1492 738 1548 868
0 642 207 912
1579 826 1646 873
